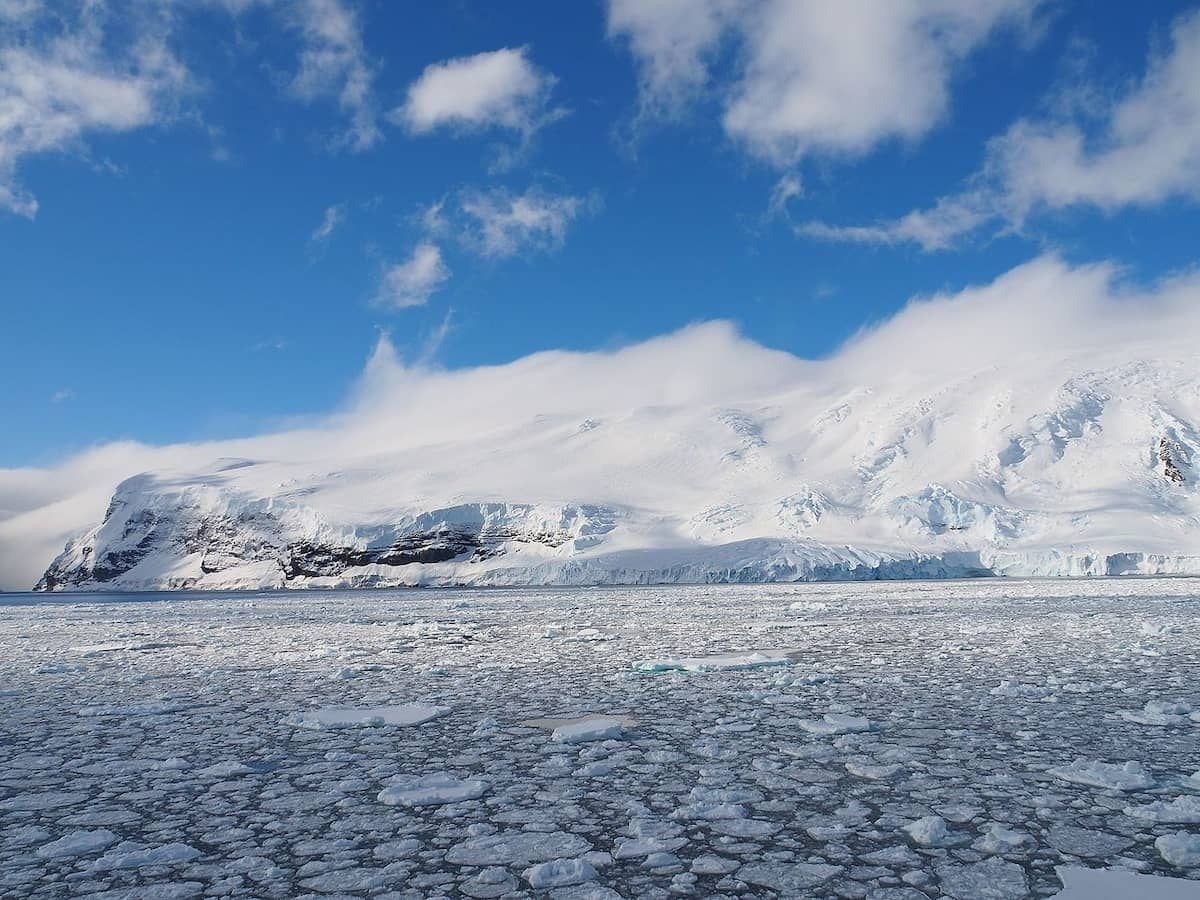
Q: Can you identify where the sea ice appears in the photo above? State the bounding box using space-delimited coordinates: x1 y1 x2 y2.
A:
1050 866 1200 899
798 712 876 734
1048 758 1155 791
445 831 593 866
522 858 598 889
736 861 842 892
286 702 449 729
903 815 953 847
376 772 489 806
1155 832 1200 868
551 717 626 744
91 842 201 871
1119 699 1194 726
36 829 117 859
973 823 1032 854
1123 795 1200 823
937 857 1028 899
631 651 791 673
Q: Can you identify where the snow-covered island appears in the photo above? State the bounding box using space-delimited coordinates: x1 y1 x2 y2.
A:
32 317 1200 593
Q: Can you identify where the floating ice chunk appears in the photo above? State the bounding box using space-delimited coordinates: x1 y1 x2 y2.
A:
691 855 740 875
551 717 625 744
1047 825 1133 858
1048 758 1155 791
860 845 921 867
973 823 1032 854
0 791 88 812
614 837 687 860
523 858 597 889
377 772 489 807
1124 795 1200 823
445 831 592 866
846 759 903 779
287 703 449 729
80 700 190 717
1050 865 1200 899
36 829 117 859
709 818 781 838
1183 771 1200 790
31 663 82 674
736 861 842 892
631 652 791 673
903 815 952 847
460 866 518 898
798 713 876 735
91 841 201 871
1156 832 1200 868
937 857 1028 899
990 680 1055 699
1118 699 1194 726
196 761 257 778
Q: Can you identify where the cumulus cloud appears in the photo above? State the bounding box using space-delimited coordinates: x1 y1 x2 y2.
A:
0 3 189 217
4 253 1199 589
805 10 1200 250
608 0 1041 163
393 47 561 140
377 242 449 309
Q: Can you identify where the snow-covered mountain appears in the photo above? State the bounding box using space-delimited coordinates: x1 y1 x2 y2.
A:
20 257 1200 591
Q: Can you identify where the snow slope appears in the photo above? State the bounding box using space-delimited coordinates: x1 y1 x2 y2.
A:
22 257 1200 591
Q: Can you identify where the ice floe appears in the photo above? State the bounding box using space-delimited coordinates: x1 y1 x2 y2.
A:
35 829 117 859
286 702 449 729
798 712 877 734
376 772 489 806
1048 758 1156 791
523 857 598 889
631 651 791 673
1156 832 1200 868
1050 866 1200 899
1124 795 1200 823
551 717 627 744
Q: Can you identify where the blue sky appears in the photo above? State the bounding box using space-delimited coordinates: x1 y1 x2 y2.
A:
3 0 1200 466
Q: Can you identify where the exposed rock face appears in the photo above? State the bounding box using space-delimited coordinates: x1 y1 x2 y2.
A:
1160 437 1186 484
35 475 617 591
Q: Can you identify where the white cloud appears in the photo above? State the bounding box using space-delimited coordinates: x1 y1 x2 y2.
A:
0 4 189 216
766 172 802 219
805 11 1200 250
50 388 74 404
607 0 743 118
394 47 560 139
608 0 1041 163
458 188 584 259
284 0 380 151
309 202 345 243
377 242 449 309
4 253 1199 590
799 192 992 252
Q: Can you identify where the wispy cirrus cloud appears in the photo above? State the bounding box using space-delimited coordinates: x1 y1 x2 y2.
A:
309 202 346 245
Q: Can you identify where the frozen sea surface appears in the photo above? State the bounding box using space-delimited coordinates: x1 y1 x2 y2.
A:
1 579 1198 899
